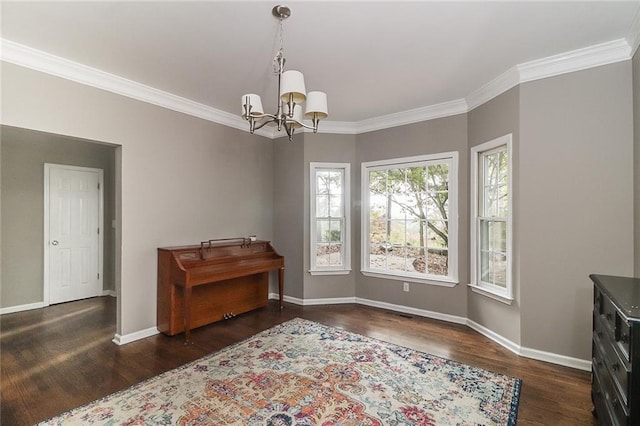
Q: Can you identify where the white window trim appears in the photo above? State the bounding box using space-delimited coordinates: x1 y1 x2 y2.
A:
469 134 513 304
309 162 351 275
361 152 459 285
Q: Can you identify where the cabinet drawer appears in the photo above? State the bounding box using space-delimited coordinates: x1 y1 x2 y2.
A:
602 296 618 333
593 370 615 426
594 312 610 341
616 318 630 361
595 287 604 315
593 357 629 426
601 335 630 405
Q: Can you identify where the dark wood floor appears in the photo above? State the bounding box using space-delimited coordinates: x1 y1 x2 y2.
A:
1 296 595 425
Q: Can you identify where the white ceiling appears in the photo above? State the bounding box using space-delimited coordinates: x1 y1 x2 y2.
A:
2 1 640 128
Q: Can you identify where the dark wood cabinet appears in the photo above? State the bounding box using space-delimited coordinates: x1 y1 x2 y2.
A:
591 274 640 425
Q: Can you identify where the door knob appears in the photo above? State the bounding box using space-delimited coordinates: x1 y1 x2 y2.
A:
51 240 59 246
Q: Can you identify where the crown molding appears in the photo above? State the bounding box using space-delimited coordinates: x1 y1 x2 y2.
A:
0 38 272 139
1 35 635 137
517 39 631 84
466 66 521 112
354 99 468 135
627 6 640 57
312 120 357 135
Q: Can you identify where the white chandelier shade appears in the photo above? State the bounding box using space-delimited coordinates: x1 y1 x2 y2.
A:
284 103 304 128
280 70 306 104
240 5 328 140
305 91 328 119
241 94 264 119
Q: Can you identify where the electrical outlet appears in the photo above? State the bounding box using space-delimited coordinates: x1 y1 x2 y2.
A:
403 282 410 292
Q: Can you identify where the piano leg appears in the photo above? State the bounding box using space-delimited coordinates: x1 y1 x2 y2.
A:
279 267 285 310
183 285 193 344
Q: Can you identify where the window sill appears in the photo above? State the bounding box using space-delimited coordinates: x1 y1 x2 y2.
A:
361 270 458 287
309 269 351 276
468 284 514 305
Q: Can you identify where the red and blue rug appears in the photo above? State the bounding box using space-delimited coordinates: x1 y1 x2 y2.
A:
41 318 521 425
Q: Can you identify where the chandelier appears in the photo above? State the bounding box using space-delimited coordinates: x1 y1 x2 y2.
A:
241 5 328 141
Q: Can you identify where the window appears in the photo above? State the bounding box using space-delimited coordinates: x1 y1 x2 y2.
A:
470 134 513 303
361 153 458 286
310 163 351 275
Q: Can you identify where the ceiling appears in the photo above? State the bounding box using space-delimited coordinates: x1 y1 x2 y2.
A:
2 1 640 129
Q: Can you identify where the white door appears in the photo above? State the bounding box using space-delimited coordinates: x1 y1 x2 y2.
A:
45 164 103 305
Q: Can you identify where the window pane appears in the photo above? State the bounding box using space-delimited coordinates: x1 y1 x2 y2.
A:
369 170 387 194
407 166 427 193
428 164 449 191
329 195 343 217
316 219 330 242
388 220 406 245
481 220 506 253
328 171 343 195
316 195 329 217
481 148 508 218
406 220 422 247
426 221 448 249
370 220 387 244
316 244 343 267
479 219 507 287
387 168 407 194
427 195 448 220
364 156 454 281
427 248 448 276
328 244 343 266
316 171 330 194
390 196 407 218
386 246 408 272
328 220 342 242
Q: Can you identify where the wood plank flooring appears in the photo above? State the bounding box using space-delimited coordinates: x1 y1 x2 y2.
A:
1 296 595 425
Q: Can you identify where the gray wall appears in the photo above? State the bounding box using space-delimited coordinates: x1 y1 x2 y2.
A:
273 134 305 299
1 127 116 308
519 61 634 359
355 115 469 317
467 87 521 345
303 133 357 299
2 63 274 336
634 49 640 278
2 54 637 364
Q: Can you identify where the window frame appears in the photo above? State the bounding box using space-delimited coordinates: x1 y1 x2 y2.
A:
469 134 513 304
361 152 459 287
309 162 351 275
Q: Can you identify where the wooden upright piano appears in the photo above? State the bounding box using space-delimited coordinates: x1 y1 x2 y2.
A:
157 238 284 342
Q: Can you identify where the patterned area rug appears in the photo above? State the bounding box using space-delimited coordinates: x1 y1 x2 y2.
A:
41 318 521 425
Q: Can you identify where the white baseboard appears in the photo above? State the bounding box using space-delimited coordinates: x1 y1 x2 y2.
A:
466 319 522 356
269 292 591 371
270 293 357 306
102 289 117 297
112 326 159 345
0 301 46 315
519 346 592 371
356 297 468 325
467 319 591 371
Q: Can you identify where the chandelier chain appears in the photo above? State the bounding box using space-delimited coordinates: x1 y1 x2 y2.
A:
273 17 285 75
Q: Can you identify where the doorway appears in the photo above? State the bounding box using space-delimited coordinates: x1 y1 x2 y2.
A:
44 163 103 305
0 126 117 321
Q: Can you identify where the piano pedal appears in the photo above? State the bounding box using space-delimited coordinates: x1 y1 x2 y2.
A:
223 312 236 320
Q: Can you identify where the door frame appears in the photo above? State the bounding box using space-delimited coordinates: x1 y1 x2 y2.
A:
43 163 104 306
